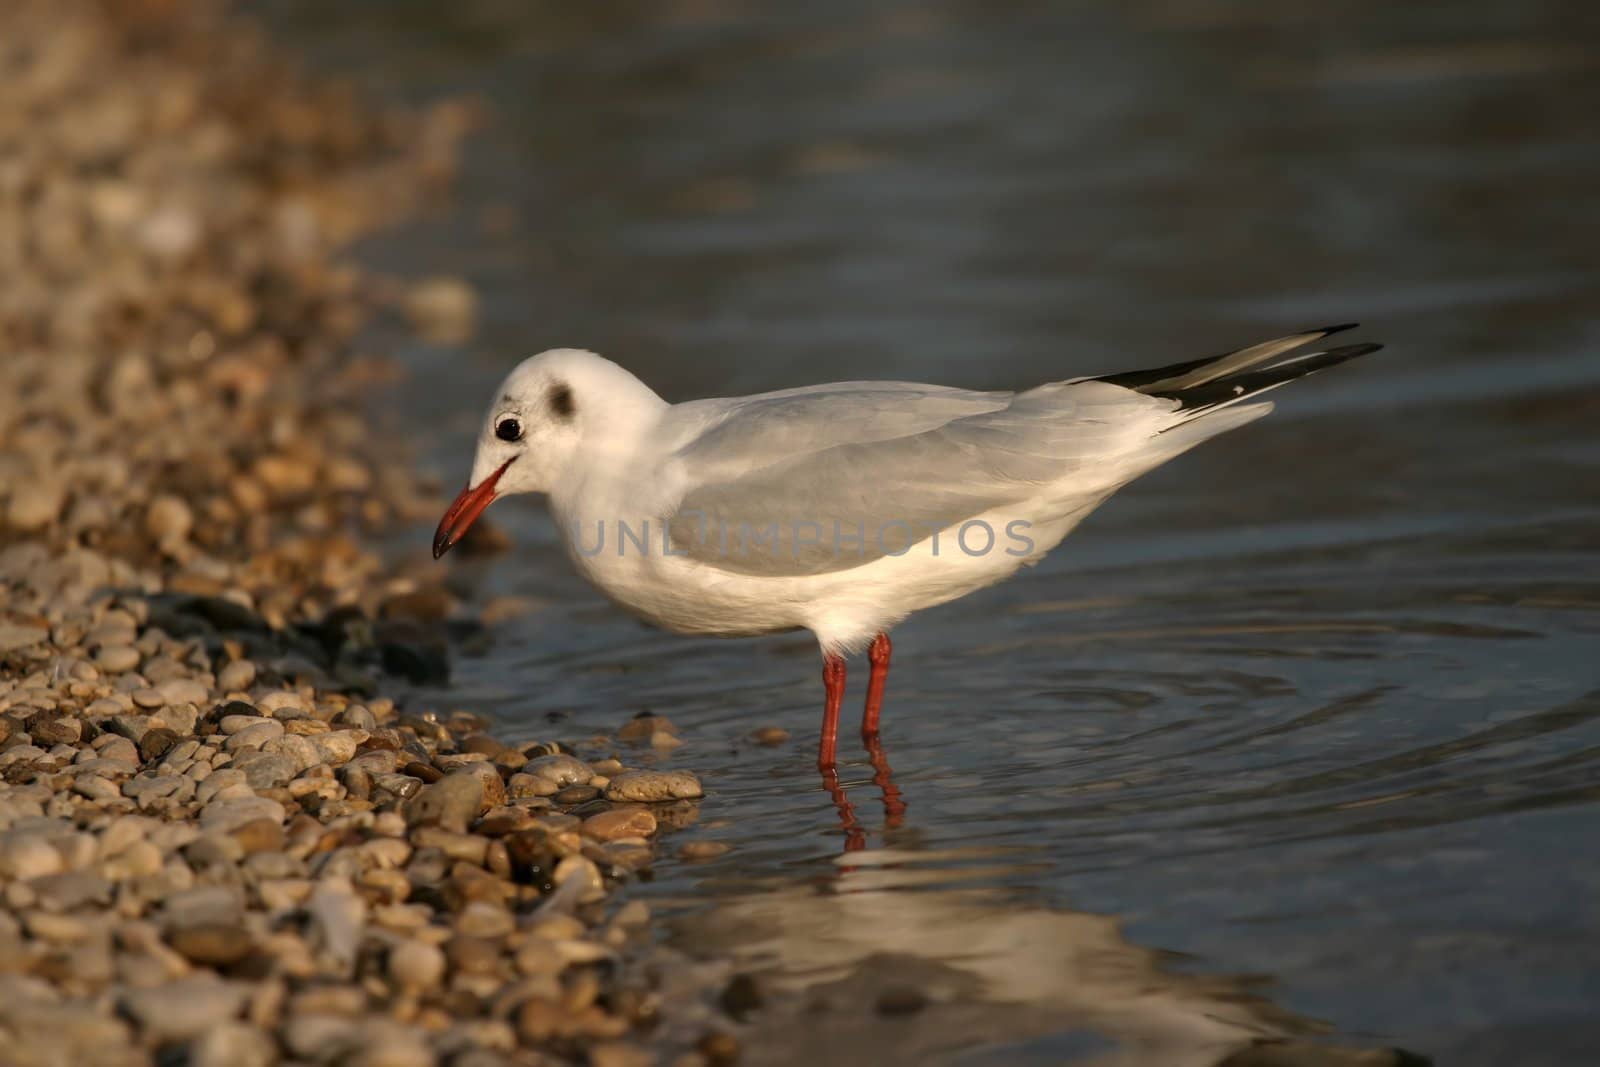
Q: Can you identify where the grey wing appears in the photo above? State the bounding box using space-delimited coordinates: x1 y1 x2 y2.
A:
664 380 1171 576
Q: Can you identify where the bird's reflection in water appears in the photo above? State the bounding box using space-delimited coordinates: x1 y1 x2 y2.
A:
820 735 907 853
692 755 1428 1067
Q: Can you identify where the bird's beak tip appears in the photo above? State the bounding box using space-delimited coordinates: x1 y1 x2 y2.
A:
432 457 515 562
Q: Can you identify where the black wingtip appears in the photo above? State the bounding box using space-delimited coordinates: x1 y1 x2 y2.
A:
1315 322 1360 337
1333 341 1383 358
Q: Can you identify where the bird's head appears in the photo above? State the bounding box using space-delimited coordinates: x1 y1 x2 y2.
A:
432 348 663 558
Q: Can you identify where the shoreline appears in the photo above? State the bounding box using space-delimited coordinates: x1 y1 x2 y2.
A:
0 3 729 1064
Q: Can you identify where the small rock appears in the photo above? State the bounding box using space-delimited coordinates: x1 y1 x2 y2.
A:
523 754 593 788
604 770 704 803
29 712 81 746
232 750 297 790
750 726 790 746
307 877 367 971
554 784 600 805
217 659 256 692
455 900 515 939
445 934 501 976
617 713 677 744
201 795 286 833
590 1043 655 1067
405 771 484 830
144 494 193 545
122 974 249 1042
720 973 763 1021
225 719 285 751
156 677 208 706
0 835 64 880
94 644 141 673
231 817 286 855
190 1021 277 1067
169 923 254 966
7 484 65 531
132 688 166 709
582 808 657 842
875 986 929 1016
679 841 732 862
138 727 181 763
310 730 360 766
387 938 446 991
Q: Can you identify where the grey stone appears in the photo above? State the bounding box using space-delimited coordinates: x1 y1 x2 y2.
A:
122 974 249 1042
200 794 286 833
523 754 593 788
404 771 483 829
232 750 297 790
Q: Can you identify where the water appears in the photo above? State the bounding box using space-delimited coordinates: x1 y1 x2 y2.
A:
264 1 1600 1062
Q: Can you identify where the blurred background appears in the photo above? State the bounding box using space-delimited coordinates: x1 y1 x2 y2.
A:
264 2 1599 1064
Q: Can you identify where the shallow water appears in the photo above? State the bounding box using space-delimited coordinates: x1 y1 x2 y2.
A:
266 1 1600 1062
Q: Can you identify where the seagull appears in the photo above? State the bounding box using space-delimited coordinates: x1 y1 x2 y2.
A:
434 324 1380 770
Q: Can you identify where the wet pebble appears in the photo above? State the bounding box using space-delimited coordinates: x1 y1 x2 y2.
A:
605 769 705 802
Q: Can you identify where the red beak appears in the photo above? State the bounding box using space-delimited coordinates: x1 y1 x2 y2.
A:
433 458 515 559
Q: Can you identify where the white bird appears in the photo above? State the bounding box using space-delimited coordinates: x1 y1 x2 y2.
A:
434 324 1380 768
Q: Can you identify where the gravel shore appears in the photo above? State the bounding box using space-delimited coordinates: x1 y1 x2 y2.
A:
0 3 728 1064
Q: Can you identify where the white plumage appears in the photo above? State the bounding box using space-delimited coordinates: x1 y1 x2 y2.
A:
433 325 1379 764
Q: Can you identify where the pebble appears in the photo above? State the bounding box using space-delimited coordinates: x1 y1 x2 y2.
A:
523 754 594 788
200 795 286 833
190 1022 278 1067
604 770 705 802
0 9 717 1064
169 923 254 966
95 644 141 673
144 494 194 545
307 878 366 971
387 938 446 991
217 659 257 691
583 808 658 842
122 974 249 1042
224 720 285 751
750 726 790 746
405 771 484 829
679 841 733 862
156 678 208 706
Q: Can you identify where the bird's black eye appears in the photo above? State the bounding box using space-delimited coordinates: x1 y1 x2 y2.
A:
495 417 522 442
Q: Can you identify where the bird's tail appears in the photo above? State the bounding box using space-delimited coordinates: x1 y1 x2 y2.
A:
1097 323 1383 426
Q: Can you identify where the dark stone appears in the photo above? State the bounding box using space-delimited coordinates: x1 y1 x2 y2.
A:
375 621 449 685
403 760 443 784
29 712 82 746
553 784 599 806
139 727 181 764
174 595 269 633
208 700 260 725
720 974 763 1021
503 830 556 891
874 987 928 1017
379 587 455 622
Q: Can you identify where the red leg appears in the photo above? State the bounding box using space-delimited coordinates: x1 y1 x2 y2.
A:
861 633 892 741
818 653 847 770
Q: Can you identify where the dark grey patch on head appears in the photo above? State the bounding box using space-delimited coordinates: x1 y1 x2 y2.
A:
548 381 575 419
